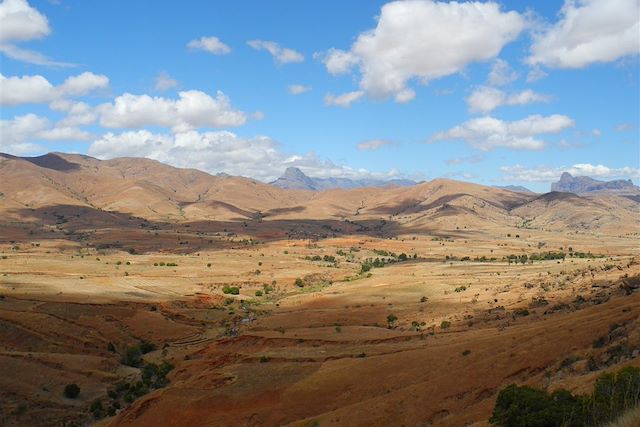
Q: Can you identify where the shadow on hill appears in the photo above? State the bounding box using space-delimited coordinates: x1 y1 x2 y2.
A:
20 153 82 172
1 204 474 254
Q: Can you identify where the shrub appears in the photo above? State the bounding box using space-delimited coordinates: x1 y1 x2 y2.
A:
255 290 263 297
63 383 80 399
140 341 156 354
222 285 240 295
386 314 398 329
294 278 304 287
440 320 451 329
490 366 640 427
121 345 143 367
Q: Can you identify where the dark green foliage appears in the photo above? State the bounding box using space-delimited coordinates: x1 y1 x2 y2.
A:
294 278 304 287
121 345 143 367
64 383 80 398
386 314 398 329
102 361 174 418
140 341 156 354
90 399 104 418
222 285 240 295
490 367 640 427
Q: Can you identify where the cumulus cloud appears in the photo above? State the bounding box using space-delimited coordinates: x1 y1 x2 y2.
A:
528 0 640 68
357 139 393 151
187 36 231 55
432 114 575 151
501 163 640 182
0 0 49 43
315 48 359 75
247 39 303 64
324 91 364 108
98 90 247 131
87 130 393 182
488 59 518 86
154 71 178 91
0 0 74 66
288 84 311 95
0 72 109 105
466 86 550 114
0 113 93 155
319 0 525 102
49 100 98 127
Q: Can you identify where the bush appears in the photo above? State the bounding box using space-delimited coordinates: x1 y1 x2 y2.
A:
490 366 640 427
440 320 451 329
140 341 156 354
121 345 143 367
222 285 240 295
255 290 263 297
63 383 80 398
294 278 304 287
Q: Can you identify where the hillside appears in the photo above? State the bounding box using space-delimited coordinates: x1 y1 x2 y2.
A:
1 153 638 236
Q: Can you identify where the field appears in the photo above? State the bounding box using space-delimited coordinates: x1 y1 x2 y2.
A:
1 216 638 426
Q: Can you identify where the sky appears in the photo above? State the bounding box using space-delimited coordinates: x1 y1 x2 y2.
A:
0 0 639 192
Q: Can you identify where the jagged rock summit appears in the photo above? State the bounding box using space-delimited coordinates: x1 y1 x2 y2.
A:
269 167 416 191
551 172 639 194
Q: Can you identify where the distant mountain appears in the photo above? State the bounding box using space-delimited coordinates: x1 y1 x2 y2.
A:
493 185 535 194
270 167 416 191
551 172 639 194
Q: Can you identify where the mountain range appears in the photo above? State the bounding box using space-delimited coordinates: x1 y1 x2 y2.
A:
1 152 638 236
269 167 416 191
551 172 639 194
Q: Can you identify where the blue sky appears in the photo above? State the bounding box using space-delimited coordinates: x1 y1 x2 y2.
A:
1 0 638 191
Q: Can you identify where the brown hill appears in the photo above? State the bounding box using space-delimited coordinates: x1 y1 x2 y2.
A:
1 152 638 235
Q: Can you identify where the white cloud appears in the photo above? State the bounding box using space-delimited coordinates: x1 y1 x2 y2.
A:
0 113 93 155
526 66 548 82
466 86 550 114
58 72 109 96
445 154 484 165
0 0 49 43
98 90 247 131
528 0 640 68
0 72 108 105
432 114 575 151
592 128 601 137
154 71 178 91
324 91 364 108
615 123 634 132
320 0 525 102
357 139 392 151
247 39 303 64
187 36 231 55
288 84 311 95
315 48 359 75
501 163 640 182
488 59 518 86
87 130 390 182
0 0 75 66
50 100 98 127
